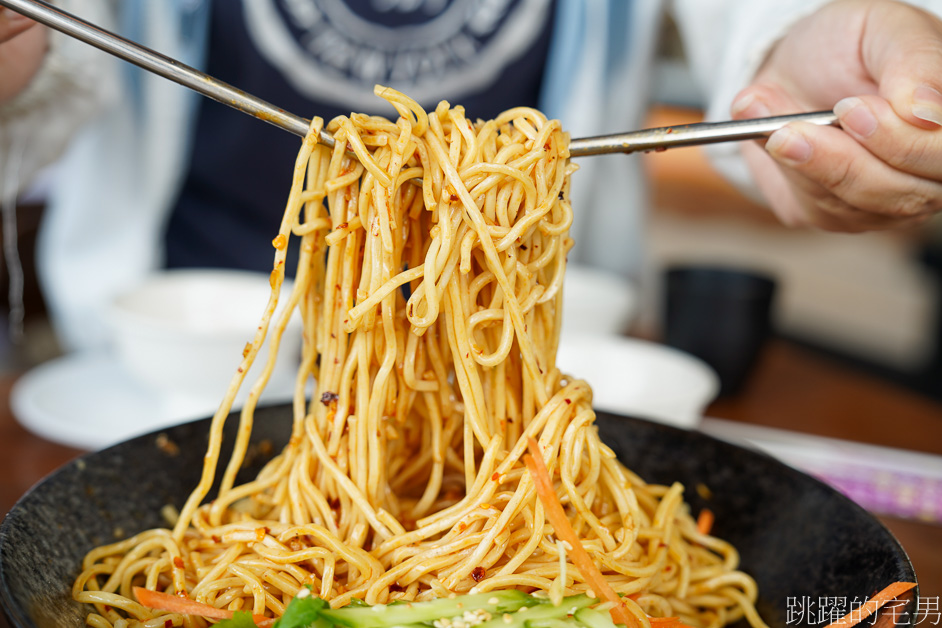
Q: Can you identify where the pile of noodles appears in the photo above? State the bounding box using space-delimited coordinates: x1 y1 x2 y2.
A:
73 88 766 628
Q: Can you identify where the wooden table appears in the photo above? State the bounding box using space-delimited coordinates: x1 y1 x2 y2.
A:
1 339 941 627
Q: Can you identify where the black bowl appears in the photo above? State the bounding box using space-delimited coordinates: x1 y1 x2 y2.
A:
0 407 917 627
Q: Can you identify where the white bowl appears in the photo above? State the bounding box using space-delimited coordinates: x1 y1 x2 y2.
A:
108 269 301 410
556 333 719 429
562 265 637 336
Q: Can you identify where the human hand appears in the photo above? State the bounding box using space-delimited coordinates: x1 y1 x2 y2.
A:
0 7 35 43
731 0 942 232
0 8 45 105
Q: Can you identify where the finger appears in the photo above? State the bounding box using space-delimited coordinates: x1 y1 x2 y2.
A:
730 82 802 121
0 8 35 43
861 1 942 129
731 86 936 231
764 120 942 220
833 94 942 180
741 141 930 232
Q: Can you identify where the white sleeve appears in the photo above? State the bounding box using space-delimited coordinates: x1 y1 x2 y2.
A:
671 0 835 120
670 0 942 194
0 0 119 202
669 0 832 194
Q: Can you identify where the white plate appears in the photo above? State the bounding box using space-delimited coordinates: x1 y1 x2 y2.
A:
10 352 294 451
557 333 719 429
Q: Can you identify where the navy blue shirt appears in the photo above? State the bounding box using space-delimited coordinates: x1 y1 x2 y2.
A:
165 0 556 274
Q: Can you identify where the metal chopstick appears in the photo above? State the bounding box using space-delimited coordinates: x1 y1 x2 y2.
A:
0 0 332 148
567 111 839 156
0 0 840 157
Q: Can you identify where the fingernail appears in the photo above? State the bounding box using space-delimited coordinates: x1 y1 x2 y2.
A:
766 127 813 164
912 85 942 126
731 93 771 119
834 97 877 138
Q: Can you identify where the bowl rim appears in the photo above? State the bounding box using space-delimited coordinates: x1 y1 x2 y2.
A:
108 269 299 338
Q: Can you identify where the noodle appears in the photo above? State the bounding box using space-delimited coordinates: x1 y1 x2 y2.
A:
73 87 768 628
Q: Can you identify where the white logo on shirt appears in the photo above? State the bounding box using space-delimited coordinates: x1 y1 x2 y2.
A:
369 0 448 12
243 0 552 110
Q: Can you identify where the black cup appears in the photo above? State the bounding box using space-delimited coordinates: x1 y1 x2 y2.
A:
663 266 777 396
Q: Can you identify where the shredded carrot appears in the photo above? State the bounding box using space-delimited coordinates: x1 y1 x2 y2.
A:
652 620 695 628
524 438 640 628
696 509 714 536
133 586 273 627
823 581 917 628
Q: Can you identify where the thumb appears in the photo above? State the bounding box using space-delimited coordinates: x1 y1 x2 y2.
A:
863 1 942 128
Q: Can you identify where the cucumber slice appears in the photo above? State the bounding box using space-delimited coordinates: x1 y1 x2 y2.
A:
322 591 534 628
573 607 618 628
475 595 596 628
